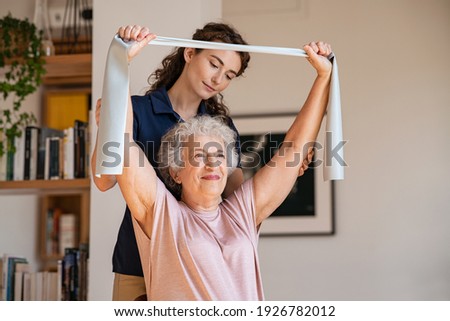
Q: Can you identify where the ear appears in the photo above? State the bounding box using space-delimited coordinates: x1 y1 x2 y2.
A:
169 168 181 184
183 47 196 63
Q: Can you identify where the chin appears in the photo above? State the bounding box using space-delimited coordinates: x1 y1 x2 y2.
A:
202 184 225 196
201 93 216 101
199 88 217 100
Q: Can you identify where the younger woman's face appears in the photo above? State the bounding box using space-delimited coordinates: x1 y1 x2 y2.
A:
184 48 242 100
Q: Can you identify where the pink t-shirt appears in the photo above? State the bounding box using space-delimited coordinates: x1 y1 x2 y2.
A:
132 177 264 301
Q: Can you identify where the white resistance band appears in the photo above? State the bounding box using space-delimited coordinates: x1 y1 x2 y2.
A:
95 35 344 181
151 36 308 57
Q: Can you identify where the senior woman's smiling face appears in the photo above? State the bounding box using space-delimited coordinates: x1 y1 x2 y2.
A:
173 135 228 201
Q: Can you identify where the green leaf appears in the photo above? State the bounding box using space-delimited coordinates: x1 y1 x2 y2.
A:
0 13 45 156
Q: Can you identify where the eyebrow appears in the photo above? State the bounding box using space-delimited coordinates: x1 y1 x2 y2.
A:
193 147 225 155
210 55 238 76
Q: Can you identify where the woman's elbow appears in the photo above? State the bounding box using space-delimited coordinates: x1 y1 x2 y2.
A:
92 176 117 192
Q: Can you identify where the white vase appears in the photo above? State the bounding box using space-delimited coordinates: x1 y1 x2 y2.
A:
33 0 55 56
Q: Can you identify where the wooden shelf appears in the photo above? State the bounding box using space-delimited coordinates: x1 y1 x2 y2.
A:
43 54 92 85
2 52 92 279
0 178 90 190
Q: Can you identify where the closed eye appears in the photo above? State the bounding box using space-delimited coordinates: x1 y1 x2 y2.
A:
209 54 239 79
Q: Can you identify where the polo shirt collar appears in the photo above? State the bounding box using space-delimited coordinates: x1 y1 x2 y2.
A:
151 87 207 118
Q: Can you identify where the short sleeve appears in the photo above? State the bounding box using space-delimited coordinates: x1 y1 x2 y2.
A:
221 178 258 243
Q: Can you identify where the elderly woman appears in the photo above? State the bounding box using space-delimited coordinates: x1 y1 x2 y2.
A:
113 36 333 300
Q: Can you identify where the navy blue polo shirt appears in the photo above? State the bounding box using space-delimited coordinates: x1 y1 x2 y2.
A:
112 87 241 276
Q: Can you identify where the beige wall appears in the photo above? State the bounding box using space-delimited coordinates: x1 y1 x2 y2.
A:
223 0 450 299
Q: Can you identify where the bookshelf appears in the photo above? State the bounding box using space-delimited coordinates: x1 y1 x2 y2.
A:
1 53 92 275
0 178 90 190
0 180 90 271
39 189 90 266
43 54 92 86
41 54 92 271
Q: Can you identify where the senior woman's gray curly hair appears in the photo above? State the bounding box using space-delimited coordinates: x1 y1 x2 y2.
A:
157 115 239 199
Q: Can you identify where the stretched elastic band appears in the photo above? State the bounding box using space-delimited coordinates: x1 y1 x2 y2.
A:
96 35 344 181
150 36 308 57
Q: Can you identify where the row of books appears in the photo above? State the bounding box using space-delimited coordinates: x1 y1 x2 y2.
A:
0 119 89 181
62 247 89 301
0 247 88 301
45 209 78 257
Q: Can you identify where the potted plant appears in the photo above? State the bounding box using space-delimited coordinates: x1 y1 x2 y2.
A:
0 13 46 164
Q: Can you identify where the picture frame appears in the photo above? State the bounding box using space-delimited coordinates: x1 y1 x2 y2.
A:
233 113 335 236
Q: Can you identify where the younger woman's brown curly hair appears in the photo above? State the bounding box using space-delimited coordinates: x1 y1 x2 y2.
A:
146 22 251 118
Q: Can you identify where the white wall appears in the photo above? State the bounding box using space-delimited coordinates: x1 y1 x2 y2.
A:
89 0 222 300
223 0 450 300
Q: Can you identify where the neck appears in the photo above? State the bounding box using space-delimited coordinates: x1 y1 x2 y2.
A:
180 193 221 212
168 78 202 120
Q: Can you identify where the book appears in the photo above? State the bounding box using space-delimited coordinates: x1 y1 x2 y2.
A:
58 246 89 301
46 272 58 301
6 137 14 181
52 208 62 256
44 207 62 257
0 134 7 181
49 136 61 180
13 133 26 181
13 262 31 301
37 127 64 180
74 120 88 178
45 209 54 256
63 127 74 179
13 271 23 300
45 92 89 131
22 272 31 301
57 260 63 301
59 135 65 180
6 256 27 300
35 271 44 301
1 254 18 300
29 272 36 301
77 244 89 301
24 126 39 180
0 135 15 181
63 248 78 301
44 137 50 180
59 214 77 256
0 147 6 181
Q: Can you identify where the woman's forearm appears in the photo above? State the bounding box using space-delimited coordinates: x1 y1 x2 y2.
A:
91 134 118 191
284 73 331 151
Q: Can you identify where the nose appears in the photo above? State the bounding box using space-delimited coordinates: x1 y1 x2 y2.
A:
205 155 221 168
211 71 223 85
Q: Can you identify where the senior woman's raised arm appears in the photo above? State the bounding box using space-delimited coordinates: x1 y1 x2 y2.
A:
114 95 158 238
252 41 332 226
107 26 158 237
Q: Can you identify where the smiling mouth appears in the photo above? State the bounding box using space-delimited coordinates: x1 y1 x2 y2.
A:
202 175 220 180
203 82 216 92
